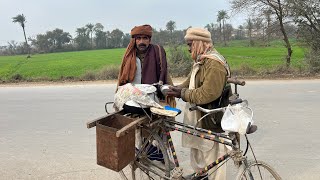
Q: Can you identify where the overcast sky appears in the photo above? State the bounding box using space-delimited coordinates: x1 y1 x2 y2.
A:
0 0 247 46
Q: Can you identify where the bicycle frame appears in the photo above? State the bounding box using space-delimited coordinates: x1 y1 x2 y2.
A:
102 79 281 179
138 116 246 179
110 79 269 179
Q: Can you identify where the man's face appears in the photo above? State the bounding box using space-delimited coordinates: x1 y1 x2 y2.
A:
186 40 193 53
135 35 151 52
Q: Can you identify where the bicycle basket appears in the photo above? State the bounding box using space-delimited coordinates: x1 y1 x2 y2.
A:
96 113 135 171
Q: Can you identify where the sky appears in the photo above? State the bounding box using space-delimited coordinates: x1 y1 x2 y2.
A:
0 0 247 46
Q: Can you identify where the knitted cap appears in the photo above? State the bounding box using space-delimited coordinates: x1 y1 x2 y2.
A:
184 27 212 42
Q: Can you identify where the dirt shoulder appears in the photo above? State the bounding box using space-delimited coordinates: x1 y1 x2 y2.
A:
1 74 320 87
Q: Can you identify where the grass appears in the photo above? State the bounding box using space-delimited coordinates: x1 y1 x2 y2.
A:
0 49 124 81
211 39 306 75
217 46 305 70
0 39 308 82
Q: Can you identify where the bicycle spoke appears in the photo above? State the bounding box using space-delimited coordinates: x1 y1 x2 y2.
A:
236 160 281 180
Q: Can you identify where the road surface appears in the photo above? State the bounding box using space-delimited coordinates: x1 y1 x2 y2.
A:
0 80 319 179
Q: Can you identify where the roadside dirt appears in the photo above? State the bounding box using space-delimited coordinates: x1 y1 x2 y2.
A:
1 74 320 87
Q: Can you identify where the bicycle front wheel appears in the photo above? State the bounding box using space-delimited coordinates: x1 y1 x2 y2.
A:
236 160 281 180
120 128 172 180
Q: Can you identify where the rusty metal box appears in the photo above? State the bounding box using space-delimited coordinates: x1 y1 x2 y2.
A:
96 114 135 172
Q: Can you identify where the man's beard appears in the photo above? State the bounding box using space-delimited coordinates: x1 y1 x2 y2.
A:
137 44 148 53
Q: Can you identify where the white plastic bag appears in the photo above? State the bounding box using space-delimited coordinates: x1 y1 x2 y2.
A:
221 104 253 135
114 83 163 110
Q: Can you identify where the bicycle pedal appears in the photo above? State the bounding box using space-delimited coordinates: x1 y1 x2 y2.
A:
170 167 183 180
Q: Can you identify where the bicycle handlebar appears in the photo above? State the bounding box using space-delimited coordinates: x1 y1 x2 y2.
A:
189 106 226 114
230 98 243 105
227 78 246 86
189 99 244 113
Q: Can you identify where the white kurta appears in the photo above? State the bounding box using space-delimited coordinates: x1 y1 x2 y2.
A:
182 61 228 180
182 62 215 151
132 57 142 84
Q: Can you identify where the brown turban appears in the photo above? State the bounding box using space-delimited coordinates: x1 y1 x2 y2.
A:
131 24 153 37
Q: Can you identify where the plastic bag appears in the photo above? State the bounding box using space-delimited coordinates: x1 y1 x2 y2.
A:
114 83 163 110
221 104 253 135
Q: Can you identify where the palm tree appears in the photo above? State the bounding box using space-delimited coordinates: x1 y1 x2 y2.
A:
217 13 223 42
205 23 215 42
238 25 244 39
166 20 176 44
263 9 273 45
166 20 176 33
217 10 229 46
246 18 254 46
86 23 94 49
75 27 90 50
12 14 30 57
94 23 104 32
94 23 106 49
76 27 87 37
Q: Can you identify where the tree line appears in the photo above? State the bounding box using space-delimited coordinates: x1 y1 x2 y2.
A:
1 15 296 55
1 0 319 71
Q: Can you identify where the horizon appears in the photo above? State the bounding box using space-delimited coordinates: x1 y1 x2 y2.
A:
0 0 247 46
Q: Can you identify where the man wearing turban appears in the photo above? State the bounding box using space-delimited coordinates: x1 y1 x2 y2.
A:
118 24 168 86
117 24 175 106
117 24 176 166
167 27 231 180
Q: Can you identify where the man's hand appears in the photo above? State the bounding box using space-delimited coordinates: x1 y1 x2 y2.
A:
166 86 182 98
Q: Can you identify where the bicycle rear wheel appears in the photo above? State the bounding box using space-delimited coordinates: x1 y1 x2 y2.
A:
236 160 281 180
120 128 172 180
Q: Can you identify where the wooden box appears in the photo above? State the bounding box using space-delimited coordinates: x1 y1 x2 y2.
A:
96 114 135 172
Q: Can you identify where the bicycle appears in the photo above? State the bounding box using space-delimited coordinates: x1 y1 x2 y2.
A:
106 79 282 180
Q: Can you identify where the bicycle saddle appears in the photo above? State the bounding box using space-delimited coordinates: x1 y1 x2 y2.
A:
247 124 258 134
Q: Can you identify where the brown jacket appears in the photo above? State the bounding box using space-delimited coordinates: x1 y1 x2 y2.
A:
179 59 227 105
179 56 228 131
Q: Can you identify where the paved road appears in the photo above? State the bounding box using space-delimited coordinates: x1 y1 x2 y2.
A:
1 80 320 180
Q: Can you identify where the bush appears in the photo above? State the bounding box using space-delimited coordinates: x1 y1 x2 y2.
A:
60 76 76 81
11 74 24 81
305 49 320 73
297 25 320 73
80 66 120 81
167 45 192 77
80 71 96 81
98 65 119 80
232 64 257 76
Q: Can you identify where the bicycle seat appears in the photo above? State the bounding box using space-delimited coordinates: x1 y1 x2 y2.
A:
246 124 258 134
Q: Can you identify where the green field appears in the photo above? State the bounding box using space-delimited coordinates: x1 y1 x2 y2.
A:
219 46 305 69
216 39 305 70
0 49 124 81
0 41 306 81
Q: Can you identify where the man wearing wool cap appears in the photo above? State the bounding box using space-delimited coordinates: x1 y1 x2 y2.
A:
167 27 231 180
184 27 212 43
